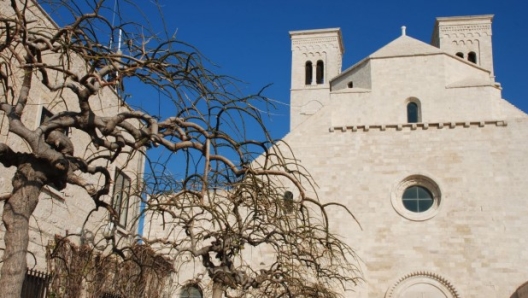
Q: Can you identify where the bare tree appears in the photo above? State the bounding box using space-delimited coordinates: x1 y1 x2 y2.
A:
143 169 362 298
0 0 360 297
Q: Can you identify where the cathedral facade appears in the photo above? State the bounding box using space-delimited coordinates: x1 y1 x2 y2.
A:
284 15 528 297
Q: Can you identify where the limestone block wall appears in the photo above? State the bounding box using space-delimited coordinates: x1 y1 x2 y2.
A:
286 14 525 298
0 99 144 273
442 54 493 86
290 86 333 130
282 108 528 297
290 28 343 129
290 28 343 89
328 55 504 128
432 15 494 75
331 59 372 91
0 0 144 273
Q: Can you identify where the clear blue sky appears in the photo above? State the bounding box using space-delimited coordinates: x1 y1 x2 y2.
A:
46 0 528 140
144 0 527 140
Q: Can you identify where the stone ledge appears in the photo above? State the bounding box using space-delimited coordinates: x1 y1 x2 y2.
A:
329 120 507 133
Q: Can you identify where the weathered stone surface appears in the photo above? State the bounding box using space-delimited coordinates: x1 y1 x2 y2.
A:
0 0 144 275
285 15 528 298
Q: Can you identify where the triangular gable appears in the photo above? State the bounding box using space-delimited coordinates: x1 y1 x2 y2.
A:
369 35 443 58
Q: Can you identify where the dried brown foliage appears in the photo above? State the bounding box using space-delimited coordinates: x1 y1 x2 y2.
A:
48 236 172 298
0 0 361 297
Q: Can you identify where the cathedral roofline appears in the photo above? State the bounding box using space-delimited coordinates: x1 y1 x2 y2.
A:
369 35 443 58
330 33 493 86
289 27 341 35
329 34 444 85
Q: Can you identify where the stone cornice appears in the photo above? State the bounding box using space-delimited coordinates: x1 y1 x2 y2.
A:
290 28 344 54
329 120 507 133
439 24 491 33
292 37 339 46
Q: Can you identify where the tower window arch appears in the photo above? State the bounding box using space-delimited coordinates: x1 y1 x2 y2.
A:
456 52 464 58
305 61 313 85
316 60 324 84
468 51 477 64
406 99 421 123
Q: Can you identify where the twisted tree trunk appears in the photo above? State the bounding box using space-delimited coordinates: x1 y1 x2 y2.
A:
0 161 45 298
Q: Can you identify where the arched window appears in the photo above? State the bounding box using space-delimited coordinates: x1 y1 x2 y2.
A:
347 81 353 88
316 60 324 84
407 101 420 123
386 272 458 298
180 285 203 298
468 51 477 64
305 61 312 85
456 52 464 58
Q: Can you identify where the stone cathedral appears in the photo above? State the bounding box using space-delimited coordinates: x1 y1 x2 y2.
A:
282 15 528 298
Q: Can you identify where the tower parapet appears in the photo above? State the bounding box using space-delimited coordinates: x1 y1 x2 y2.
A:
289 28 344 89
432 15 494 76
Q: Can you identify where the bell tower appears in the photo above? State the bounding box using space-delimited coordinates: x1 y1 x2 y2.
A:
432 15 494 76
289 28 344 129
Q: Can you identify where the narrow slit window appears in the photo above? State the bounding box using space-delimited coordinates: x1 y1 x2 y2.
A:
347 81 353 88
113 169 131 228
316 60 324 84
305 61 313 85
283 191 294 214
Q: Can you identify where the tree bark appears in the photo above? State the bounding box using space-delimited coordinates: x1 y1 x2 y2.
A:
0 162 44 298
212 280 224 298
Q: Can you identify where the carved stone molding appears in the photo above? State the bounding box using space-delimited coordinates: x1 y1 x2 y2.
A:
386 271 460 298
329 120 507 133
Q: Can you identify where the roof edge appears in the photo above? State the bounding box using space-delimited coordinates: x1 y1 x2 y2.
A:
289 27 341 36
435 14 494 24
